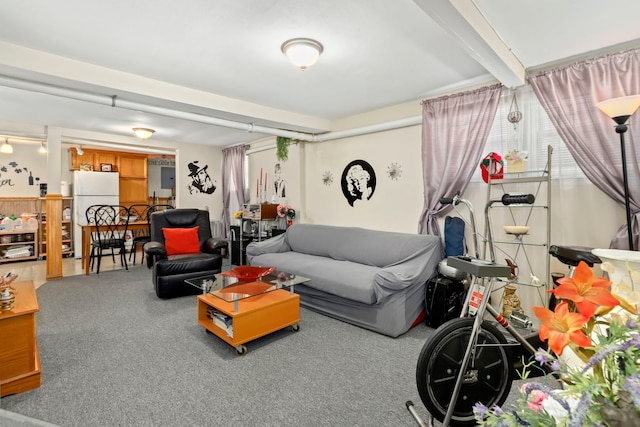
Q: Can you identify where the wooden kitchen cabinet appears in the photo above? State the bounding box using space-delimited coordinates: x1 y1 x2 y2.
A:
118 155 147 178
69 151 95 170
67 149 149 208
119 154 148 206
119 179 148 206
94 152 118 172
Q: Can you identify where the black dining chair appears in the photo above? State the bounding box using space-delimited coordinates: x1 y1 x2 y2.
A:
92 205 130 274
128 204 174 265
127 204 152 266
85 204 116 271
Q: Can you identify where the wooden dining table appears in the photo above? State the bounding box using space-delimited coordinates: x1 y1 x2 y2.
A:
81 221 149 275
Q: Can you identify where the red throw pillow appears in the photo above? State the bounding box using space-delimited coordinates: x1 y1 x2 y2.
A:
162 226 201 256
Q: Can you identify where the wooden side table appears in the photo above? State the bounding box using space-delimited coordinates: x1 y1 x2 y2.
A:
0 280 41 397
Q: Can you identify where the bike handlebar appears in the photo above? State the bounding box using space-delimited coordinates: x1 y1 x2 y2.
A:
501 193 535 205
439 191 461 206
440 197 454 205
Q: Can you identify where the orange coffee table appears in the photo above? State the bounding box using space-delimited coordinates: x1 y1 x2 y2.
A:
186 271 309 355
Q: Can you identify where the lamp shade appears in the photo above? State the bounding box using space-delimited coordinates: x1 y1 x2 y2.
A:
596 95 640 121
133 128 155 140
0 139 12 154
281 38 323 70
38 142 47 154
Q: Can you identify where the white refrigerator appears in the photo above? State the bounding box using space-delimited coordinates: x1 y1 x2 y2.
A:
73 171 120 258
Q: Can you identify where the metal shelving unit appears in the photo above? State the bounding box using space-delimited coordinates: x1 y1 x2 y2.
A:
484 145 552 308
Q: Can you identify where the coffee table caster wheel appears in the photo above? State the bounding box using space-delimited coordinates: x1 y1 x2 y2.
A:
291 324 300 332
235 345 248 356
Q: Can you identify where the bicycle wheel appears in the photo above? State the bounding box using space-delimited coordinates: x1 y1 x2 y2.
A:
416 317 513 426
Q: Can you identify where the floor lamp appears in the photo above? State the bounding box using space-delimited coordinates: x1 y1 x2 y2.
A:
596 94 640 251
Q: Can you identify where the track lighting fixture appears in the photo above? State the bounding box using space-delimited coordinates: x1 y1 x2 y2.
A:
0 138 13 154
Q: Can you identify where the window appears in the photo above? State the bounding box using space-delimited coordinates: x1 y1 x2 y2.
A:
472 86 585 181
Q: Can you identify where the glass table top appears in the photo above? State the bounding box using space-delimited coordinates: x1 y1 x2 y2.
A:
185 270 310 303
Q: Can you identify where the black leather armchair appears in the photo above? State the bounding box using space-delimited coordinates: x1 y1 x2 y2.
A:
143 209 226 299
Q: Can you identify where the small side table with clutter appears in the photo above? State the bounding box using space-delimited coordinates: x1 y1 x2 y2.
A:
232 203 294 265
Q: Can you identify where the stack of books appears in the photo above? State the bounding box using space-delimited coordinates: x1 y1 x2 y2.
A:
207 307 233 338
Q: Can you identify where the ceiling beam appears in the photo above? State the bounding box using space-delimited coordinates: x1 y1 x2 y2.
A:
413 0 526 88
0 41 331 134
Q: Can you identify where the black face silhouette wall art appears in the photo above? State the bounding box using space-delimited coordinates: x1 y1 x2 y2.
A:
341 160 376 207
187 160 216 195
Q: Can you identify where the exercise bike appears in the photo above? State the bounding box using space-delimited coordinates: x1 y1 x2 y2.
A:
409 191 549 426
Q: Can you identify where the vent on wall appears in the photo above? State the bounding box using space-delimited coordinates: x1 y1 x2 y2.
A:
148 158 175 166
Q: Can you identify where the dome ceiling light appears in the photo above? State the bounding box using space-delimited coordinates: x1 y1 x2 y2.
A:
133 128 155 140
281 38 323 70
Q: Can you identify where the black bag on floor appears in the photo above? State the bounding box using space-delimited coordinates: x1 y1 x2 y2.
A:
425 275 465 328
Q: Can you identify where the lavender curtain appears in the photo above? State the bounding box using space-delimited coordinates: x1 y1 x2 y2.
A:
418 84 503 236
221 145 246 238
529 48 640 249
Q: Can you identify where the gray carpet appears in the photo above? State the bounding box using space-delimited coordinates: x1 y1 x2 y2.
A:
1 267 536 427
1 266 443 427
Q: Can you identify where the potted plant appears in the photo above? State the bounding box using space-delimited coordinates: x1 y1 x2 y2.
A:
276 136 291 162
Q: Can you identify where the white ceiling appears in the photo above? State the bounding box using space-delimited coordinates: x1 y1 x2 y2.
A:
0 0 639 149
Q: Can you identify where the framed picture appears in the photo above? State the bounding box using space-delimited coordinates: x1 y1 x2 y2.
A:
79 162 93 171
100 163 112 172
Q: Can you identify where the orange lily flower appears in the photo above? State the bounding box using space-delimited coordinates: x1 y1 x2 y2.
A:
532 302 591 356
552 261 619 318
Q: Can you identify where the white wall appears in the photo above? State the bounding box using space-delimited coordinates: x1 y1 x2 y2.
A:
175 144 224 221
0 142 55 197
246 104 624 259
248 141 302 211
304 125 423 233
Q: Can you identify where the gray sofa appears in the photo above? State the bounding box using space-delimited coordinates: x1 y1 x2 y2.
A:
246 224 443 337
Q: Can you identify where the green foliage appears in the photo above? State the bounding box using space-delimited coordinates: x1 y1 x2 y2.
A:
276 136 291 162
